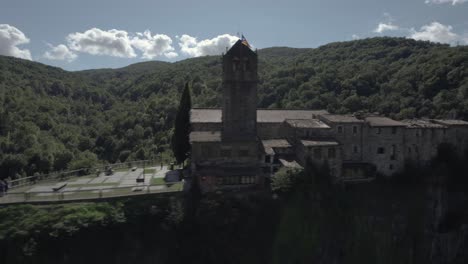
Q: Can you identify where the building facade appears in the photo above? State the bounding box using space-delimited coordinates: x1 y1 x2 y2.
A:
190 40 468 191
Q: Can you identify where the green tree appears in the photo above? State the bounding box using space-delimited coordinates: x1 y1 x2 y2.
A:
171 82 192 164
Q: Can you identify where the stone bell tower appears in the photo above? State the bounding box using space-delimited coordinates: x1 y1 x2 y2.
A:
222 39 258 141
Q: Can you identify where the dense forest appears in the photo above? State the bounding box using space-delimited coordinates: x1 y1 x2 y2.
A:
1 144 468 264
0 37 467 178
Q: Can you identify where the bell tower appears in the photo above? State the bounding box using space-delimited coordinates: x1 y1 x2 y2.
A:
222 39 258 141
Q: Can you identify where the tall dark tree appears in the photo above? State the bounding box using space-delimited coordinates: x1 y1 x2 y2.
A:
171 82 192 164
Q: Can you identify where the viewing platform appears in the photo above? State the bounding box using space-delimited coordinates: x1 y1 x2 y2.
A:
0 163 185 205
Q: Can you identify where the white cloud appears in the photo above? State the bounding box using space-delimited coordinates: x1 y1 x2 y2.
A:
0 24 32 60
67 28 137 58
425 0 468 5
374 23 399 33
409 22 466 45
351 34 360 40
178 34 238 57
164 51 178 59
64 28 177 60
131 30 177 59
43 44 77 62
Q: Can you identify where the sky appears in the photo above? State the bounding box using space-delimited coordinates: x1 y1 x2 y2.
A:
1 0 468 71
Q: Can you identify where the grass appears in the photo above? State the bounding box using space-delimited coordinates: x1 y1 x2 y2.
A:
143 168 156 174
167 182 183 191
151 177 166 185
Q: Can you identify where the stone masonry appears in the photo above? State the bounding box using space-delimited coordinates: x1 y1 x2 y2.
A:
190 39 468 191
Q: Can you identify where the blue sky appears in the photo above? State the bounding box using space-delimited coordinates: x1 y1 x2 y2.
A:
1 0 467 70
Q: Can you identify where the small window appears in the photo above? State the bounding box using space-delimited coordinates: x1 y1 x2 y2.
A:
314 148 322 159
408 147 411 154
376 128 381 134
202 146 212 157
243 58 250 71
391 145 396 160
306 131 310 137
353 126 358 135
377 147 385 154
389 164 394 170
353 145 359 154
239 149 249 157
221 148 231 157
265 155 271 163
392 127 397 134
328 148 336 159
232 57 240 72
337 126 343 134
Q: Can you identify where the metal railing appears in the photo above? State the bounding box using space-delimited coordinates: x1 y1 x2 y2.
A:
0 182 183 205
7 159 162 190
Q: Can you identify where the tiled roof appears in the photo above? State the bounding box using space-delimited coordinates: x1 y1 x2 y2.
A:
257 109 329 123
320 114 364 123
190 109 222 123
189 131 221 142
284 119 330 129
279 159 303 169
432 119 468 126
300 140 339 147
262 139 292 155
365 116 406 127
190 108 329 123
402 119 447 129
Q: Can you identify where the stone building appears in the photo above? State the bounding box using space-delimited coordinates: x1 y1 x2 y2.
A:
190 39 468 191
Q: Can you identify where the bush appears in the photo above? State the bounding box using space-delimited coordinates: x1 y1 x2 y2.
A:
271 167 302 194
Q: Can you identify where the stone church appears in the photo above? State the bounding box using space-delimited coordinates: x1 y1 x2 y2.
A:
190 39 468 192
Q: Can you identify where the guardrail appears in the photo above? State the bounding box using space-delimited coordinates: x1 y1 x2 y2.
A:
0 182 184 205
7 159 162 190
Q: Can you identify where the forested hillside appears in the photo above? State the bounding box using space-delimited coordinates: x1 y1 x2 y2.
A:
1 37 467 178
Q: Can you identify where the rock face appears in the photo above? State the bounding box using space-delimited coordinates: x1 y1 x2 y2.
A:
427 184 468 263
2 175 468 264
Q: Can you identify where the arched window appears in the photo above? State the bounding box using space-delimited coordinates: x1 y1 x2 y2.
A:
243 58 250 71
232 57 240 72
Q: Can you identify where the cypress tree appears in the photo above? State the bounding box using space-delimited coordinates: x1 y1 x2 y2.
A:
171 82 192 164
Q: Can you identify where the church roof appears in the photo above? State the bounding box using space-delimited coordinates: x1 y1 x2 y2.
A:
402 119 447 129
189 131 221 142
279 159 303 169
432 119 468 126
300 140 339 147
190 109 222 123
365 116 406 127
258 109 329 123
284 119 330 129
320 114 364 123
262 139 292 155
225 39 256 57
190 108 329 124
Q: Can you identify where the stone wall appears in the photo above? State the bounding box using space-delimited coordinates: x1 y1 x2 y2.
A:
323 122 364 162
403 128 447 164
296 143 342 178
362 125 405 176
